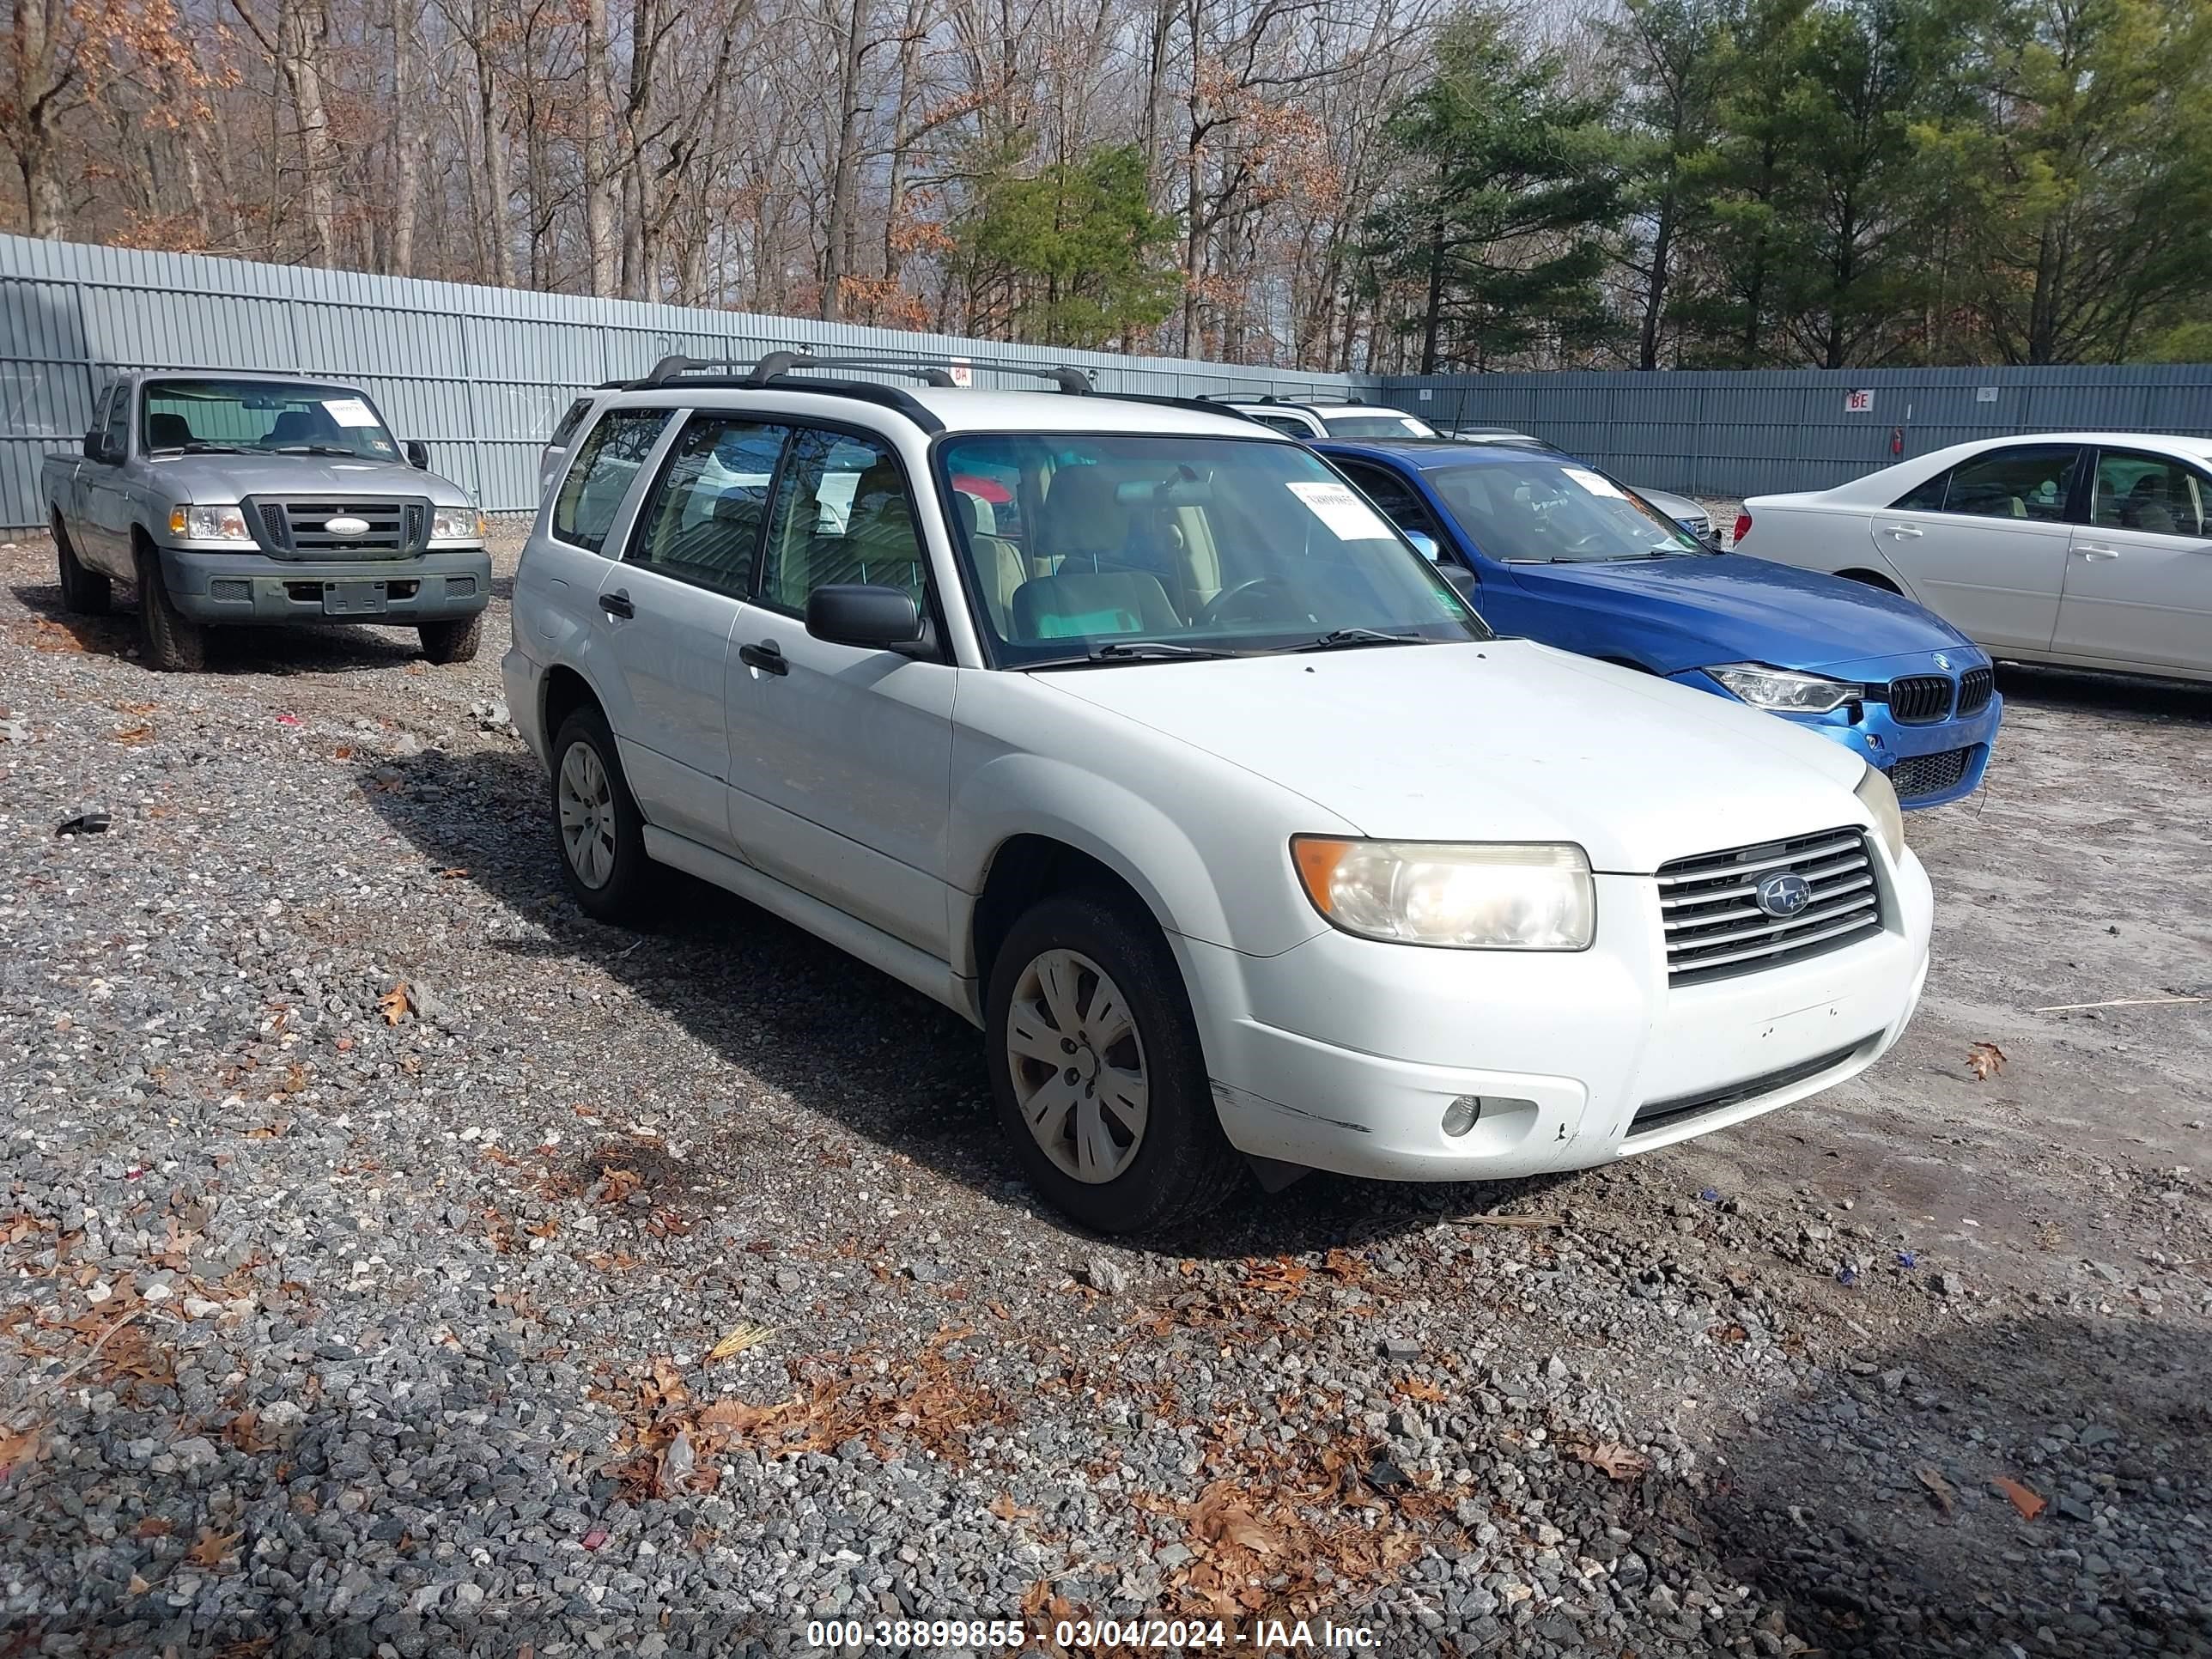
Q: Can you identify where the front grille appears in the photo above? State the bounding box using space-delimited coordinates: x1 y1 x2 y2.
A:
1631 1037 1877 1137
1890 746 1974 801
1658 827 1884 985
247 496 427 558
1956 665 1994 715
209 578 252 602
1884 674 1953 723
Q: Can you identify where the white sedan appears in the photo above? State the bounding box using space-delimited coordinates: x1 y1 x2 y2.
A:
1736 433 2212 683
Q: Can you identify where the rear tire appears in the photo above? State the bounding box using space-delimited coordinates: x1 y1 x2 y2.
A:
55 519 110 615
419 613 484 664
986 890 1244 1236
135 545 205 672
550 704 658 925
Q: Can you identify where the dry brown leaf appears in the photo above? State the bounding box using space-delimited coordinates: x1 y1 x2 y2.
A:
707 1322 774 1362
1993 1475 2045 1521
1916 1465 1956 1516
134 1516 173 1538
111 721 154 744
437 866 469 879
378 983 412 1026
988 1492 1038 1522
1967 1041 2007 1081
1188 1480 1285 1554
1242 1257 1309 1293
187 1528 242 1569
0 1423 42 1478
1570 1441 1654 1481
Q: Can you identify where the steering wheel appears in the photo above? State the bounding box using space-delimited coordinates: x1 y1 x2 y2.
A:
1192 575 1297 629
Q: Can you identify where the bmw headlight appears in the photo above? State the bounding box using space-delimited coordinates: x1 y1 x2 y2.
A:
1710 664 1862 714
1855 764 1905 860
1291 837 1594 950
431 507 486 542
169 504 252 542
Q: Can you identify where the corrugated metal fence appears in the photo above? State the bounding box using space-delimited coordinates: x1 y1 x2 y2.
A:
7 230 2212 526
1375 367 2212 498
0 234 1354 528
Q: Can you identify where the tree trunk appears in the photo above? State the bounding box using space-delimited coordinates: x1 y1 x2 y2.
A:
1638 186 1676 371
583 0 614 296
389 0 421 275
1419 215 1445 375
818 0 869 320
277 0 339 264
470 0 515 287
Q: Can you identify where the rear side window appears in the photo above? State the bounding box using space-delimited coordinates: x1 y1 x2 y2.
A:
549 397 594 448
2090 449 2207 536
1925 446 2080 523
1889 470 1949 512
551 408 670 554
623 416 788 598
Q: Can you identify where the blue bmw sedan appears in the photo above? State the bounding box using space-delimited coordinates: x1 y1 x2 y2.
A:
1317 438 2002 807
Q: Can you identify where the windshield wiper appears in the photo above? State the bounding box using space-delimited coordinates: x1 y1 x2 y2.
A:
1024 640 1245 669
150 441 250 456
270 443 368 458
1291 628 1429 653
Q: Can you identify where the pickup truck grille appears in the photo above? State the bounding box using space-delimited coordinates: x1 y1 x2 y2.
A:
1657 828 1884 986
246 496 428 559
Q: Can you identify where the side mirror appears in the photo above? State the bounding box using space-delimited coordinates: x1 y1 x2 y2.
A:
805 583 927 652
82 428 102 460
1404 528 1440 562
404 439 431 470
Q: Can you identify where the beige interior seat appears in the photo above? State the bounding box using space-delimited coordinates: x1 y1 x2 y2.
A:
956 489 1026 635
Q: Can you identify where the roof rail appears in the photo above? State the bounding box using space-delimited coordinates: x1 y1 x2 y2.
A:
739 351 957 388
1081 391 1273 424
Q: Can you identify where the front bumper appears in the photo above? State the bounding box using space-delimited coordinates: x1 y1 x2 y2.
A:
1181 845 1932 1183
158 546 492 624
1672 663 2002 809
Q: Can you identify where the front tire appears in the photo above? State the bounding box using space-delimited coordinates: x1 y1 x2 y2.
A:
986 890 1244 1236
55 519 110 614
550 705 657 924
419 613 484 664
135 546 205 671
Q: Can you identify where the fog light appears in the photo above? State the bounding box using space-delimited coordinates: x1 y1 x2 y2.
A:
1442 1095 1484 1138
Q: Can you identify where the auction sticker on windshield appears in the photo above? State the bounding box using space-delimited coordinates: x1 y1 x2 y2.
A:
1287 480 1394 541
1563 466 1625 499
323 398 380 428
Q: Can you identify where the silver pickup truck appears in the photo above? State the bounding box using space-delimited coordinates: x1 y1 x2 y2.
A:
44 370 493 670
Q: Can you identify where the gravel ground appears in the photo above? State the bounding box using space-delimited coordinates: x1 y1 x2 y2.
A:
2 527 2208 1659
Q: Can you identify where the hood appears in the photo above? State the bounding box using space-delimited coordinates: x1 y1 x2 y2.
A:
1505 552 1972 673
155 453 471 507
1034 640 1872 873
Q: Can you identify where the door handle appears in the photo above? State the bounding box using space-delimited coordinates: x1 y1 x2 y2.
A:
738 640 788 676
1881 523 1924 538
2075 544 2121 560
599 590 635 618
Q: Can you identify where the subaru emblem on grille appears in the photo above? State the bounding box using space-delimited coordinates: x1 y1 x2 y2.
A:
324 515 371 536
1754 870 1813 918
1932 652 1951 671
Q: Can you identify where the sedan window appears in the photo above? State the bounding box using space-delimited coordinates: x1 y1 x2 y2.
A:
2091 451 2206 536
1931 446 2081 523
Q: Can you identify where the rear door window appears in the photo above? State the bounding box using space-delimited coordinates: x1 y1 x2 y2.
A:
2090 449 2207 536
1930 446 2081 523
623 416 788 597
551 408 672 554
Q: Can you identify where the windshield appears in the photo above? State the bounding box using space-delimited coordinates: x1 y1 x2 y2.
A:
1321 411 1439 439
1426 457 1706 562
140 378 402 461
938 433 1489 665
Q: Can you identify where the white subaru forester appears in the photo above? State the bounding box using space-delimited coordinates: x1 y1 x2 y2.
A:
503 355 1931 1234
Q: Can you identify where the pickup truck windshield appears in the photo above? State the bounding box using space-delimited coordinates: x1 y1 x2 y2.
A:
938 433 1488 665
1427 457 1705 563
140 378 402 462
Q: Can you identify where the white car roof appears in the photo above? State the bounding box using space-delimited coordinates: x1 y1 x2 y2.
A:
598 383 1277 441
1765 431 2212 507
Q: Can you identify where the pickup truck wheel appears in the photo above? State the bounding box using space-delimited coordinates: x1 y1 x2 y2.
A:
987 891 1243 1236
54 520 110 615
550 706 657 924
418 614 483 664
134 547 206 672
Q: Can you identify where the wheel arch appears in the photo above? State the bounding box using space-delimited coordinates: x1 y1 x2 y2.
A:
540 663 605 749
1836 567 1904 594
969 834 1164 996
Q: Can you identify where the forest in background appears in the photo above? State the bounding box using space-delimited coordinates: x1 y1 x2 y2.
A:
6 0 2211 370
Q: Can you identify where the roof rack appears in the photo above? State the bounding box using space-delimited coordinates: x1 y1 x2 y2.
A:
1081 391 1273 423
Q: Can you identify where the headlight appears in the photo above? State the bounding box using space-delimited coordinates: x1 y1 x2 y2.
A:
431 507 485 541
170 504 252 541
1710 664 1862 714
1291 837 1594 950
1855 764 1905 860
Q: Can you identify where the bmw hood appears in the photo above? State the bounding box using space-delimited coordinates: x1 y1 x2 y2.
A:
1508 553 1974 672
1036 640 1875 873
154 453 471 507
